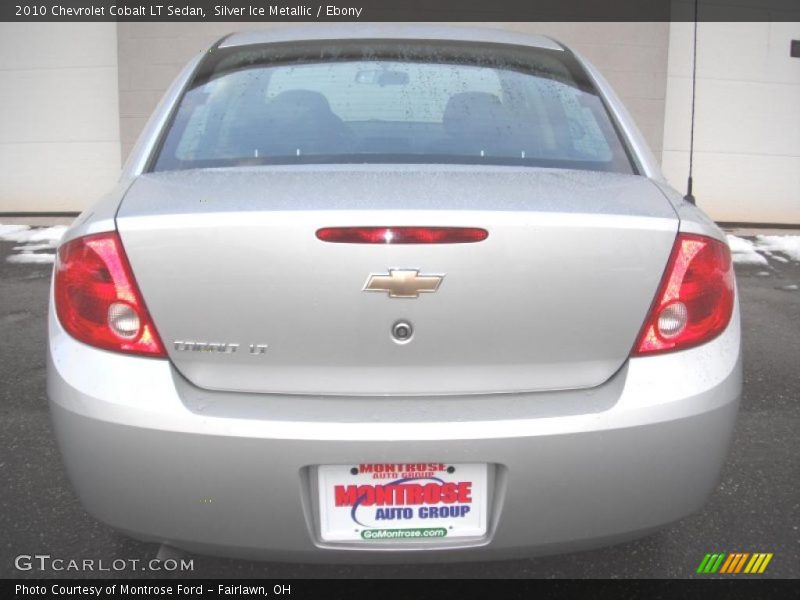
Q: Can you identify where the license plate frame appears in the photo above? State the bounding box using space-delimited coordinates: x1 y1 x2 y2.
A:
317 462 488 542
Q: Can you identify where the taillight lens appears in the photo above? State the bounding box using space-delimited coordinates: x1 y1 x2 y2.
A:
633 233 734 356
54 232 166 357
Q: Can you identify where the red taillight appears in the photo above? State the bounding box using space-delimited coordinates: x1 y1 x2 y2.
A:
54 232 166 357
633 233 735 356
316 227 488 244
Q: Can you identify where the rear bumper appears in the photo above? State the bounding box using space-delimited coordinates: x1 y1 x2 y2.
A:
47 301 742 563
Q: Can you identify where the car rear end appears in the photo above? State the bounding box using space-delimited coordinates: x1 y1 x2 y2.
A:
47 27 741 561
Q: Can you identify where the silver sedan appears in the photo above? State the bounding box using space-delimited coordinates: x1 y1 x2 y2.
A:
47 25 741 562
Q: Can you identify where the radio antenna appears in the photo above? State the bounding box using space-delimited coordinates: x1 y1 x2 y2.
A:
685 0 699 205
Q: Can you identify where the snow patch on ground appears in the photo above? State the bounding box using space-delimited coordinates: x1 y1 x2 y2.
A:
0 224 31 239
726 234 800 266
0 225 67 244
13 243 53 252
726 235 769 265
6 253 56 264
754 235 800 262
0 223 67 264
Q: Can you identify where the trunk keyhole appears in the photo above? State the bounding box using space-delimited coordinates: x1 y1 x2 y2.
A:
391 320 413 343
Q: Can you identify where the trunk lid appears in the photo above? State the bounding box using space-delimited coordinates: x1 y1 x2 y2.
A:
116 165 677 395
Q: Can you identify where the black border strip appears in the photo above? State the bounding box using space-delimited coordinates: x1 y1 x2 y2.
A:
4 578 799 599
1 0 799 22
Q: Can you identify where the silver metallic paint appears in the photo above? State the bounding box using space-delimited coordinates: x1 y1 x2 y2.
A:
115 167 679 395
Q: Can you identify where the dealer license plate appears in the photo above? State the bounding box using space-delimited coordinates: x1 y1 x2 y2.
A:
318 462 488 542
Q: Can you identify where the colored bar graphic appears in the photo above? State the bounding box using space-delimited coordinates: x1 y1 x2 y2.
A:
734 553 750 573
698 553 727 573
745 554 761 573
721 553 748 573
744 554 756 573
719 553 736 573
700 552 773 575
758 553 773 573
696 553 713 573
711 553 726 573
744 553 774 574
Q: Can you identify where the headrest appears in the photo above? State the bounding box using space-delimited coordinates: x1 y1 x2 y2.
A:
443 92 507 136
267 89 333 115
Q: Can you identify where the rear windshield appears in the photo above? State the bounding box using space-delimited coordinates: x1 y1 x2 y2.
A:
151 41 636 174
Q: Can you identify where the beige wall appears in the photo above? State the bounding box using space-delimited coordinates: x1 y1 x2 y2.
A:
117 22 669 163
0 23 121 212
662 22 800 223
3 21 798 224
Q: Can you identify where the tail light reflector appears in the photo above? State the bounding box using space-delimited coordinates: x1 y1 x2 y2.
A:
316 226 488 244
633 233 734 356
54 232 166 357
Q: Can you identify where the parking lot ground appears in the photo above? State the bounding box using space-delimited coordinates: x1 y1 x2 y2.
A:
0 234 797 578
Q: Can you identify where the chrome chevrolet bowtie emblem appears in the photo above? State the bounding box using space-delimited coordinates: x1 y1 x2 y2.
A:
363 269 444 298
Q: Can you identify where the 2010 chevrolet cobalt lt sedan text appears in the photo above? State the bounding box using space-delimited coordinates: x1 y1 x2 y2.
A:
47 26 741 562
